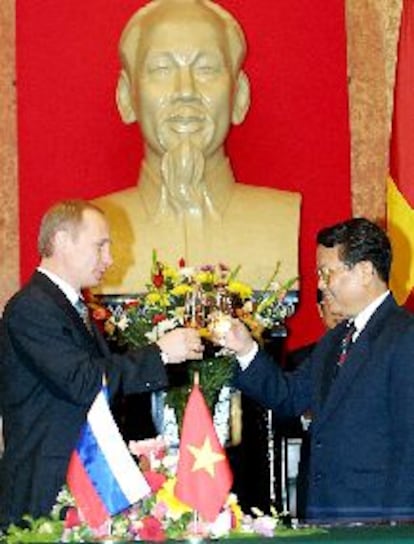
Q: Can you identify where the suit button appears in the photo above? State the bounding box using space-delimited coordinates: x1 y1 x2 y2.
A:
315 473 322 482
315 440 322 448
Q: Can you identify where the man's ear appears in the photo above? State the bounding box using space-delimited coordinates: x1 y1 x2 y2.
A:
358 260 376 285
232 70 250 125
116 70 137 124
53 229 70 254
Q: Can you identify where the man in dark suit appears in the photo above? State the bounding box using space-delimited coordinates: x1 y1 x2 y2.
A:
0 199 203 530
284 290 346 520
223 218 414 523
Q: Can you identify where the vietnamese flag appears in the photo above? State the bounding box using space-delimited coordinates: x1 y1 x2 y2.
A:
387 0 414 306
175 383 233 522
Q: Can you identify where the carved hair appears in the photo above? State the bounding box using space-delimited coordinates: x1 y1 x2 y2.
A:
118 0 247 79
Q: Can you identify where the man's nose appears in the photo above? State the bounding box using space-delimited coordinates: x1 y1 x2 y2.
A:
317 274 327 291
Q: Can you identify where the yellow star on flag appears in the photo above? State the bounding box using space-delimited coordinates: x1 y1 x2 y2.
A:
187 437 225 477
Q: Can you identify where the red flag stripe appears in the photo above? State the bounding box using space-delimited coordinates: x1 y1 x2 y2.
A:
67 451 110 529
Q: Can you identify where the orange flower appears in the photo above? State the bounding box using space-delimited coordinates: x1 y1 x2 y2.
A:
92 306 111 321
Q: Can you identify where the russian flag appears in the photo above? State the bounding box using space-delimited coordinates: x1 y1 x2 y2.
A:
67 388 150 529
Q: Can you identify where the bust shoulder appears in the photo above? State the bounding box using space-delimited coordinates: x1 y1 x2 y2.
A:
222 182 301 226
231 182 301 205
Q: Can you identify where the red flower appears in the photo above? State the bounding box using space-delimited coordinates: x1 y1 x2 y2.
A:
151 261 165 288
143 469 167 492
138 516 166 542
178 257 186 268
152 273 164 288
64 507 81 529
152 313 167 325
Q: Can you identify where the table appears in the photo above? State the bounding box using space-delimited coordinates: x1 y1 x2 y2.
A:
161 525 414 543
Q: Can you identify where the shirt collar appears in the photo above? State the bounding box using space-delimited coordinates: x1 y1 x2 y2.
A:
37 267 80 306
353 290 390 338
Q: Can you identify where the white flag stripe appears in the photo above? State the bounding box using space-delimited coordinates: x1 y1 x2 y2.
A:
87 391 150 502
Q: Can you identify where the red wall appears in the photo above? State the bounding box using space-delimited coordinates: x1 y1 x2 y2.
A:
16 0 351 348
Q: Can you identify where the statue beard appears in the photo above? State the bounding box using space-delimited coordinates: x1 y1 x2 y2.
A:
159 115 215 214
160 138 206 214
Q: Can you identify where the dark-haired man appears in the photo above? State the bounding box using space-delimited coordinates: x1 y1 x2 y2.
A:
224 218 414 523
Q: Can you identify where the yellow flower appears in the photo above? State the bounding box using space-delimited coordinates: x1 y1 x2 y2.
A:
227 496 243 529
163 265 179 282
198 327 211 339
195 271 216 285
170 284 193 297
156 478 192 518
227 281 253 300
145 292 170 306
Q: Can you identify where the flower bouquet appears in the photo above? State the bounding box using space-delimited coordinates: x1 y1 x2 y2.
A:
88 252 298 434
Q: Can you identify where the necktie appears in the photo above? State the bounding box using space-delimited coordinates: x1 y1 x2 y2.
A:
337 320 356 367
74 298 93 333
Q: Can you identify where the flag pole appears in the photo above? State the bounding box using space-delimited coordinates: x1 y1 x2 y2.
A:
189 372 202 543
191 510 201 541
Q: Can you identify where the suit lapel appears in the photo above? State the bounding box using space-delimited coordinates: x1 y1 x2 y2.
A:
316 337 371 428
314 294 396 430
317 323 347 407
31 271 98 343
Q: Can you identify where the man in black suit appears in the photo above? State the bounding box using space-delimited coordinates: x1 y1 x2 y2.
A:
223 218 414 523
0 199 203 529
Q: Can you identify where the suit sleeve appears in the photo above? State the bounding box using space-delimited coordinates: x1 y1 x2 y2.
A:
233 349 312 418
3 293 168 410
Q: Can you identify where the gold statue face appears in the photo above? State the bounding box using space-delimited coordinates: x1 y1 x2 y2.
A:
117 1 250 163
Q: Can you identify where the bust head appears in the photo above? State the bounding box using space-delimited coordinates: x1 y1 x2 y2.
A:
92 0 301 293
116 0 250 206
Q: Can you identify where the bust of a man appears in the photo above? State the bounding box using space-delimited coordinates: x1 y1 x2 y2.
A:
94 0 301 292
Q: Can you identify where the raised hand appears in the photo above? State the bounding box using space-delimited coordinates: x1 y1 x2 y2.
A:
211 318 256 358
156 327 204 364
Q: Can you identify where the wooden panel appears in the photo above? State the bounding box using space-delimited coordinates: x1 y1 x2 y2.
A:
0 0 19 312
346 0 402 221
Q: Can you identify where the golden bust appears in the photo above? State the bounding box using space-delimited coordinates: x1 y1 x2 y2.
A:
94 0 301 292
